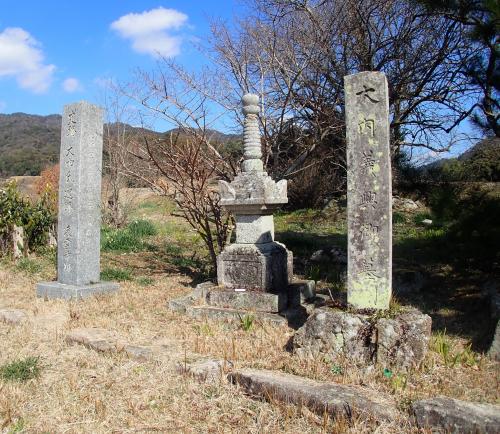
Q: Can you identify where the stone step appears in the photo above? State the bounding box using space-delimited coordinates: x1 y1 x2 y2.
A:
230 368 399 423
0 308 28 325
186 305 288 325
412 397 500 433
206 289 287 313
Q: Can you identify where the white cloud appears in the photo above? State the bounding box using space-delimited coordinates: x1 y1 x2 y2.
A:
0 27 55 93
111 7 187 58
62 77 82 93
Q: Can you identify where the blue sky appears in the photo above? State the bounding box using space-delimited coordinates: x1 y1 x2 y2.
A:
0 1 241 116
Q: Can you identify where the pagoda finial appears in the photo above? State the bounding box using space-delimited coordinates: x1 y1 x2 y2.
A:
241 93 263 172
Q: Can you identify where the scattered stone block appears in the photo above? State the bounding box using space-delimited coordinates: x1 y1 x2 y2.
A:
12 225 24 259
178 359 233 382
0 308 28 325
66 328 119 353
376 310 432 370
168 295 196 313
412 397 500 434
124 345 153 361
206 289 286 313
230 368 398 422
293 308 374 363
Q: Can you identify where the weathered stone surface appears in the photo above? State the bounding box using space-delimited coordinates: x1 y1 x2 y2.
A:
310 247 347 265
186 305 288 326
36 101 119 300
294 307 432 370
168 295 196 313
0 308 28 325
288 280 316 305
36 281 119 300
413 397 500 434
12 225 24 259
66 328 119 352
124 345 153 361
217 242 292 292
345 72 392 310
191 281 216 300
230 368 398 422
207 289 287 313
293 308 374 363
488 320 500 361
376 310 432 370
393 197 419 211
178 359 233 382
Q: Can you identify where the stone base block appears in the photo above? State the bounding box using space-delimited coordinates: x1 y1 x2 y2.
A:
207 289 287 313
217 242 292 291
36 281 119 300
293 307 432 370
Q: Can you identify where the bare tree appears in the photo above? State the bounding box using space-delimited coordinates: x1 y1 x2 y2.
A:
117 68 239 272
208 0 478 203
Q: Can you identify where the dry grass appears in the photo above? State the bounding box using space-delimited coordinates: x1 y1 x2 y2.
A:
1 194 498 433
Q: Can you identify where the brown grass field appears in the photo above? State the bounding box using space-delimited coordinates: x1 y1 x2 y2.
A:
0 191 499 433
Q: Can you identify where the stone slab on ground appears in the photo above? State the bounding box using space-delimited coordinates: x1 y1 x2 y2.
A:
37 281 119 300
0 308 28 325
288 280 316 304
412 396 500 434
206 289 287 313
230 368 398 422
177 359 233 382
66 328 121 352
186 305 288 326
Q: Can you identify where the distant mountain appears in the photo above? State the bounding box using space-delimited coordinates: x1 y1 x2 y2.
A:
0 113 61 176
0 113 242 177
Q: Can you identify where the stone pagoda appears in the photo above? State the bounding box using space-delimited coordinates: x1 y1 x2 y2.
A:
217 93 292 292
168 94 314 325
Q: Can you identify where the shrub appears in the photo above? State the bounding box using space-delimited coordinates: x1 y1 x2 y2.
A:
0 182 55 255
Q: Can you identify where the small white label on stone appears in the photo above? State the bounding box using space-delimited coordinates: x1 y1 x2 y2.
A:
234 288 246 292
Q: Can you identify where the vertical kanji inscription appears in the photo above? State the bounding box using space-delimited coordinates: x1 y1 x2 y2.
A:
344 72 392 309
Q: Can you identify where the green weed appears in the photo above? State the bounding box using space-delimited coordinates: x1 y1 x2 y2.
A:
15 257 42 274
0 357 40 382
137 276 154 286
101 267 133 281
239 314 255 332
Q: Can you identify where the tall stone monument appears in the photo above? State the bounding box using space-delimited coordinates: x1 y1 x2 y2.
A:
37 101 119 299
217 94 292 292
344 72 392 309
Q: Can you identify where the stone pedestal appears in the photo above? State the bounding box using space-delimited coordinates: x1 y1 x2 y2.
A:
36 101 119 300
217 242 292 292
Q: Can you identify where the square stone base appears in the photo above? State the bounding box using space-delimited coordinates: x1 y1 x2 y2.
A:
217 242 293 292
36 281 120 300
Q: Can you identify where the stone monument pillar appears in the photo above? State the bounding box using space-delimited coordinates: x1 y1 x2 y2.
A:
217 94 292 292
37 101 119 300
344 72 392 309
